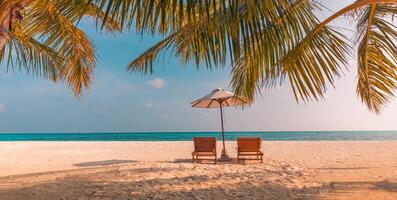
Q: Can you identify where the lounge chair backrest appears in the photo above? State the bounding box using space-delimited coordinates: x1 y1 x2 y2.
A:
237 137 262 152
193 137 216 152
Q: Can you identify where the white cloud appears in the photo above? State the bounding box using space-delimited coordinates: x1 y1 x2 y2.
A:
145 103 153 108
162 114 169 118
0 104 5 112
148 78 165 89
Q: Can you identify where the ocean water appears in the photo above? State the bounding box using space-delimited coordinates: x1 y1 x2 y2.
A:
0 131 397 141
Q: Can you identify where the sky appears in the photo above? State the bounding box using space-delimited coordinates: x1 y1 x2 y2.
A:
1 1 397 133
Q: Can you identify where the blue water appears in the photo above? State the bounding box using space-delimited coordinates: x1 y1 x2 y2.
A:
1 131 397 141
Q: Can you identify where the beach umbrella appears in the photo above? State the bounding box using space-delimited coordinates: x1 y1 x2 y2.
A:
191 88 247 160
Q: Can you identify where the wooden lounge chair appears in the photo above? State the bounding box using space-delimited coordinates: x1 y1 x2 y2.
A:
192 137 217 164
237 137 263 163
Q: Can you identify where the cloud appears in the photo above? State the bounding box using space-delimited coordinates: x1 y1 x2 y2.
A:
145 103 153 108
0 104 5 112
148 78 165 89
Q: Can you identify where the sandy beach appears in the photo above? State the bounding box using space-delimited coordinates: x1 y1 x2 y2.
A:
0 141 396 199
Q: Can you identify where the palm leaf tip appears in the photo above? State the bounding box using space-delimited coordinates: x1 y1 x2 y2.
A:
127 33 177 75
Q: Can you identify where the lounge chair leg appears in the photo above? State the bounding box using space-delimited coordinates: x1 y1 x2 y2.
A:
192 155 195 163
261 155 263 163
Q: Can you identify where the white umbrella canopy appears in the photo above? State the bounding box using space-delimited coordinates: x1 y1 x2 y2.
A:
191 88 247 108
191 88 247 161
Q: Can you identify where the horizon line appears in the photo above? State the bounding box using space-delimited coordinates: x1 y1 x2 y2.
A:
1 130 397 134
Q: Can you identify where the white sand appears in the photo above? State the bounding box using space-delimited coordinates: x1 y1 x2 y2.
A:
0 141 397 199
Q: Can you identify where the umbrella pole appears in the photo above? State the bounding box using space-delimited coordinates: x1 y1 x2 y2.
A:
219 102 229 160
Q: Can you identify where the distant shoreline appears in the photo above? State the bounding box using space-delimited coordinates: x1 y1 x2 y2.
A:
1 131 397 141
1 130 397 134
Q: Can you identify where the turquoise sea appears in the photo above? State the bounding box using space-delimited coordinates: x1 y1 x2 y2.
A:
1 131 397 141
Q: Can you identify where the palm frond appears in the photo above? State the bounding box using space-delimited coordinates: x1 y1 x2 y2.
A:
1 0 123 96
128 16 228 73
22 0 97 95
276 28 350 102
4 28 63 81
129 1 311 73
128 0 350 104
230 0 342 102
128 32 178 74
356 4 397 113
91 0 216 33
83 1 122 33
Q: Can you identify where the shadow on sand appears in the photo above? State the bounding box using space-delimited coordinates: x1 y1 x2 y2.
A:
73 159 137 167
323 180 397 194
313 166 376 171
173 158 260 165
